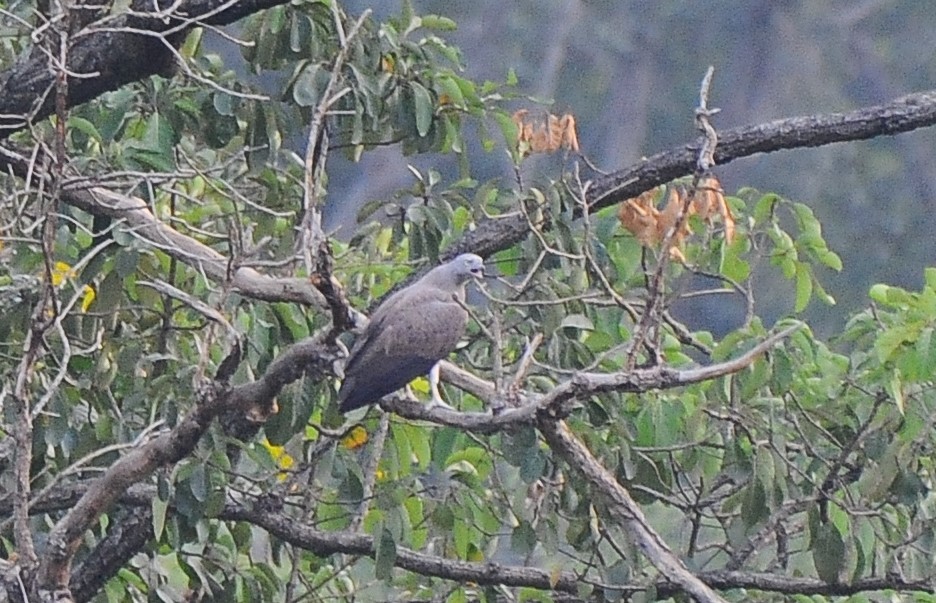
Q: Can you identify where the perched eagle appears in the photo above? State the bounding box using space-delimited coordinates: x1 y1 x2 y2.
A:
338 254 485 412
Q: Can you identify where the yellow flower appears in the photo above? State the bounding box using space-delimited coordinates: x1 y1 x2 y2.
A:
81 285 95 312
51 262 75 286
341 425 369 450
261 439 294 481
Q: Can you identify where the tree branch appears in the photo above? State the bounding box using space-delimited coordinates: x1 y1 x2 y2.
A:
14 479 936 599
538 419 727 603
0 0 290 137
382 323 802 432
446 90 936 260
31 336 338 598
221 504 581 594
74 187 326 307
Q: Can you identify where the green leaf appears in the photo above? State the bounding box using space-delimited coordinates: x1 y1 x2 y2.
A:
404 496 427 549
720 236 750 282
812 522 846 584
511 520 537 556
506 67 518 87
152 496 168 540
420 14 457 31
436 74 466 108
293 62 325 107
818 248 843 271
925 267 936 291
374 526 397 581
68 116 102 143
793 202 822 238
869 283 890 304
189 463 208 502
740 478 768 528
752 192 780 224
410 81 434 137
560 314 594 331
795 263 813 312
887 369 905 415
519 449 546 483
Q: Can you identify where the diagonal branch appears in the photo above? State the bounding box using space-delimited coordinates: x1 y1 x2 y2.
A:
66 187 326 307
0 0 290 137
31 335 338 598
538 419 727 603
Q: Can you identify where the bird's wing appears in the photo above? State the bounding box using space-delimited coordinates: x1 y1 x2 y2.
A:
339 287 469 411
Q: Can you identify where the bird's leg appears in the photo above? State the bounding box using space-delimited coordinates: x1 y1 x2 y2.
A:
426 363 454 411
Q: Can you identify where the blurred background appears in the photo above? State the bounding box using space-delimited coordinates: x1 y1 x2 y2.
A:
309 0 936 336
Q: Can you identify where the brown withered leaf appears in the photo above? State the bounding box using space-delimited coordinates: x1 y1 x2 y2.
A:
512 109 581 156
691 176 734 244
657 186 694 247
618 175 735 261
617 188 661 246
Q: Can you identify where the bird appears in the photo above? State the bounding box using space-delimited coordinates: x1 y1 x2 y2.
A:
338 253 485 413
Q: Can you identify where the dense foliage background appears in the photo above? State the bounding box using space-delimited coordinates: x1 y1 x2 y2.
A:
2 1 936 602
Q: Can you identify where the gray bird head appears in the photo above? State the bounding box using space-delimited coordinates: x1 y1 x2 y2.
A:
452 253 485 282
423 253 485 289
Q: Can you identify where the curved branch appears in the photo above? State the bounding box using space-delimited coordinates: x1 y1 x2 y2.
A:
18 480 935 599
222 504 580 594
66 187 326 307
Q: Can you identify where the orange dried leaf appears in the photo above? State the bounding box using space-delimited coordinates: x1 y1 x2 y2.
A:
531 129 550 152
561 114 580 152
657 186 693 244
618 176 734 257
693 176 735 243
512 110 581 155
618 189 661 246
547 114 563 151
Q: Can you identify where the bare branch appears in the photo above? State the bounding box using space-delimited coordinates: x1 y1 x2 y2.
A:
222 504 581 594
66 187 326 307
383 323 803 432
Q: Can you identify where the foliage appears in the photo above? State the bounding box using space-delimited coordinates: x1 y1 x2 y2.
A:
1 1 935 603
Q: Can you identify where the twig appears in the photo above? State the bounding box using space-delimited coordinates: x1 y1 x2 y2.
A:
349 413 389 532
296 7 372 271
695 66 720 172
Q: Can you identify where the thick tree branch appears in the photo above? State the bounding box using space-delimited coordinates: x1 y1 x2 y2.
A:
221 504 581 594
0 0 290 137
446 90 936 260
692 571 932 598
69 507 153 603
14 480 936 599
70 187 327 307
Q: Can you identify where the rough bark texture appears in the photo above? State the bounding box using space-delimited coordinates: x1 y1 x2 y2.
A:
0 0 289 136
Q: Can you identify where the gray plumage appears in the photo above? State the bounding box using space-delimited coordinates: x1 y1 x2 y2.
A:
338 254 484 412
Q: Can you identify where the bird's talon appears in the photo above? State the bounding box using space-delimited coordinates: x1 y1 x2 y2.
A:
426 398 455 411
